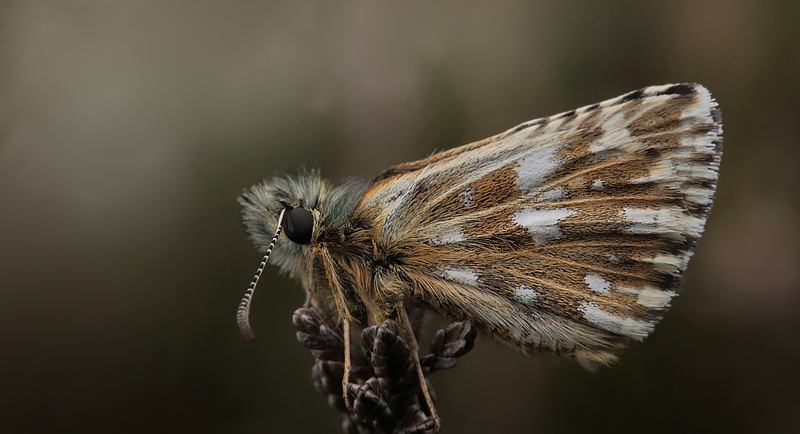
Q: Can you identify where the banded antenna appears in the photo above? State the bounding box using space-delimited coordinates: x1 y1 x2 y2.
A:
237 208 286 340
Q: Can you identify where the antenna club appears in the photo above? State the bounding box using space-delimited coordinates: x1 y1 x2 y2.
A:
239 325 256 341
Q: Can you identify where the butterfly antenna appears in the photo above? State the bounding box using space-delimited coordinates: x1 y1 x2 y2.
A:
237 208 286 340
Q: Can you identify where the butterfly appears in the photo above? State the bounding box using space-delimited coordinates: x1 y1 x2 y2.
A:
236 83 722 429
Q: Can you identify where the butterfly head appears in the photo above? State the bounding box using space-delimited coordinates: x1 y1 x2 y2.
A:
240 172 329 263
235 171 370 339
235 172 329 339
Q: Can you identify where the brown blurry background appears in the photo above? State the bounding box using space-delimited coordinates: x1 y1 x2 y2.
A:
1 1 798 433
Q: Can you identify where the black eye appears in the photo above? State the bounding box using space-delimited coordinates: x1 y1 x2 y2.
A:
283 207 314 244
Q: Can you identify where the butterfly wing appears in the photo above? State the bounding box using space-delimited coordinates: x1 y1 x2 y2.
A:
354 83 722 367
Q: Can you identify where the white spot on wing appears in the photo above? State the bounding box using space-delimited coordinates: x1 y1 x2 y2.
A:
458 188 474 208
592 179 604 190
514 145 563 191
631 149 717 187
439 266 479 286
639 253 691 274
636 287 676 309
584 274 611 294
620 207 706 238
430 227 466 245
589 114 638 154
512 285 539 303
535 187 567 202
683 186 714 206
579 302 653 340
513 208 577 245
645 84 673 94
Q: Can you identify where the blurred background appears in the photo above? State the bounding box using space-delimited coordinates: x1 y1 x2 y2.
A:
1 1 798 433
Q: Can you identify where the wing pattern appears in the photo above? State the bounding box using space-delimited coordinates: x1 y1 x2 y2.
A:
354 84 722 366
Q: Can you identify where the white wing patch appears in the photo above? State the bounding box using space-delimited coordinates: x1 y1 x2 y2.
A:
512 285 539 303
438 266 480 287
584 274 611 294
621 207 706 238
458 188 474 208
630 156 718 187
639 253 692 274
430 227 466 245
633 287 676 309
514 144 564 191
512 208 577 245
580 302 653 340
590 125 635 154
535 186 568 202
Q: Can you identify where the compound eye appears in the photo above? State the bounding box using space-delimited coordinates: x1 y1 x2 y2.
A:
283 207 314 244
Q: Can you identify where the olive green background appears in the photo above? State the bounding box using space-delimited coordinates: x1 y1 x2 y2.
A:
1 1 798 433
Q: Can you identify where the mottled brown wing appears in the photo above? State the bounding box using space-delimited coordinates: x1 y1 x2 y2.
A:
354 84 722 363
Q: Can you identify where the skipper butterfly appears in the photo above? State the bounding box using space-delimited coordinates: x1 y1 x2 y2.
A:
236 83 722 431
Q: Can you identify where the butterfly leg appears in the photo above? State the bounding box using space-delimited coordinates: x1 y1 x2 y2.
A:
339 307 353 412
396 303 441 431
320 246 356 411
329 275 355 411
